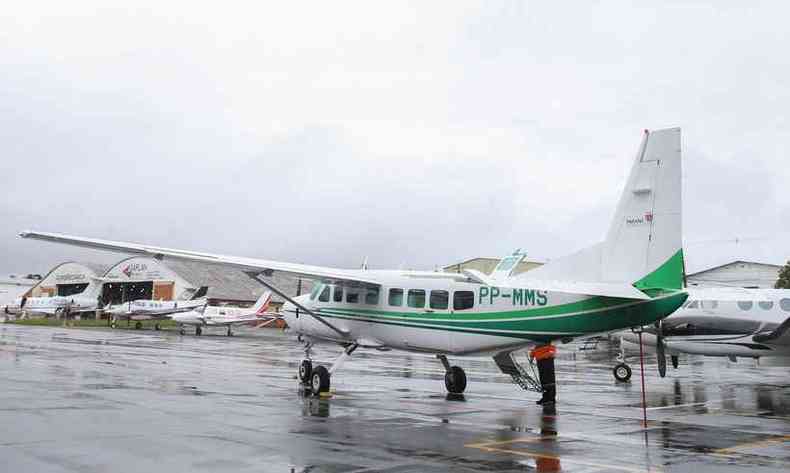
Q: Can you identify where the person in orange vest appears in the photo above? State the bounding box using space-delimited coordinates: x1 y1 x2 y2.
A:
530 344 557 405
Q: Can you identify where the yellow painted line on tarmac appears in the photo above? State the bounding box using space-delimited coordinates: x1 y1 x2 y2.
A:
465 437 662 473
712 434 790 455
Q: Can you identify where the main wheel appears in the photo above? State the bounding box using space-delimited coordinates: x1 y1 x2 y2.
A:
110 320 117 329
613 363 632 382
226 326 233 337
310 365 331 395
444 366 467 394
135 321 143 330
154 323 161 331
299 360 312 383
179 327 186 336
671 355 679 369
195 326 203 336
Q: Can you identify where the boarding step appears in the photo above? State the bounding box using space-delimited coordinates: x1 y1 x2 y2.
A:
493 351 543 392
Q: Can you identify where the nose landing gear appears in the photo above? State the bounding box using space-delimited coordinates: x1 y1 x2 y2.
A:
437 355 467 394
298 342 358 396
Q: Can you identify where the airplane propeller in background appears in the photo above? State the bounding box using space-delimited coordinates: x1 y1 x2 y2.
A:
655 321 667 378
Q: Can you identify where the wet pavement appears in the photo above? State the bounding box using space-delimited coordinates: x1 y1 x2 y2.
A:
0 324 788 472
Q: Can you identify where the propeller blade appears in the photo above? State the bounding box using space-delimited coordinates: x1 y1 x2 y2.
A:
655 321 667 378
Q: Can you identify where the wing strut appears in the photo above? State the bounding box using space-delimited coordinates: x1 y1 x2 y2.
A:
250 273 349 338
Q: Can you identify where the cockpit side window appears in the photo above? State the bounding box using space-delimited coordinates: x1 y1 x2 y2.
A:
309 284 323 301
333 286 344 303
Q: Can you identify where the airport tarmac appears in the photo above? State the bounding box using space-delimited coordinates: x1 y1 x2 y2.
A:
0 324 788 472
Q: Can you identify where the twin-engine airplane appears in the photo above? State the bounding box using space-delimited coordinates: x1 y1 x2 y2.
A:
612 287 790 381
5 277 102 316
104 286 208 330
20 127 688 405
170 290 273 336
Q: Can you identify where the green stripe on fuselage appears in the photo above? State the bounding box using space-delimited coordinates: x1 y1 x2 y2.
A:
315 291 687 343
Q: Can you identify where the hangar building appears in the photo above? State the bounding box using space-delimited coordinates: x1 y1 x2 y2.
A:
686 260 783 289
27 262 108 298
27 258 312 312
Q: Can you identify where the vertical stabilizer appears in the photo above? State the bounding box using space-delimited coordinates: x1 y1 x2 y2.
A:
514 128 684 291
602 128 683 289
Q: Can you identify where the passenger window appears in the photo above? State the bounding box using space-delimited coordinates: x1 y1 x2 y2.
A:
780 298 790 312
389 288 404 306
430 290 449 310
737 301 753 311
758 301 773 310
347 290 360 304
365 288 379 305
318 286 330 302
333 286 344 303
407 289 426 308
454 291 475 310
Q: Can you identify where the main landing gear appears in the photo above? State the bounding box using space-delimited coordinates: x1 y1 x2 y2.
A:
298 343 358 396
437 355 467 394
226 326 233 337
612 336 680 382
195 326 203 336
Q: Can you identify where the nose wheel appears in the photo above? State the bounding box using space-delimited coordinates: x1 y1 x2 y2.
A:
613 362 632 382
437 355 467 394
195 326 203 336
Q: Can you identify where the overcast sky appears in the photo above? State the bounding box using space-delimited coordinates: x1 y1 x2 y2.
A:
2 1 789 276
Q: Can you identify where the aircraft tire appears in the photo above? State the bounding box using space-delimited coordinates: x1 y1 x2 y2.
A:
195 326 202 336
310 365 330 395
154 323 161 331
613 363 632 382
671 355 679 369
179 327 185 336
135 321 143 330
444 366 467 394
299 360 312 383
110 321 116 329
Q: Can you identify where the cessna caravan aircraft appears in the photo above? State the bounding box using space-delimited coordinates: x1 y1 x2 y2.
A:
20 127 687 405
4 277 102 316
104 286 208 330
170 290 273 336
612 287 790 381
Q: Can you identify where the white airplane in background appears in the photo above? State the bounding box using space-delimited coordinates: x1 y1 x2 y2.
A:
104 286 209 330
4 277 103 316
612 287 790 381
21 127 687 406
171 291 273 336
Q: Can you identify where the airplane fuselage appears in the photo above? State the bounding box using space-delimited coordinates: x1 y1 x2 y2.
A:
283 271 687 355
10 295 97 315
621 289 790 358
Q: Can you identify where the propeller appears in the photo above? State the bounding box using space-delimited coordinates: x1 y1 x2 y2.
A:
655 321 667 378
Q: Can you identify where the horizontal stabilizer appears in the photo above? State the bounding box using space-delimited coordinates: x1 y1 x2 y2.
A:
753 317 790 347
501 279 651 300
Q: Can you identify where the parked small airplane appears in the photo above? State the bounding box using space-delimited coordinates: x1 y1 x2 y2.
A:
104 286 208 330
170 291 273 336
612 287 790 381
20 127 687 405
4 277 103 316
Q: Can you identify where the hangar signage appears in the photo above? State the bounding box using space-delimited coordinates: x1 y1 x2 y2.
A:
54 273 87 282
120 262 165 280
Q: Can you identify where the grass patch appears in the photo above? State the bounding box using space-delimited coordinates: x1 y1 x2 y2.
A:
7 317 178 329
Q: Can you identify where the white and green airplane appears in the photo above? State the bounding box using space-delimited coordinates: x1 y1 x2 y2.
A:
19 127 687 404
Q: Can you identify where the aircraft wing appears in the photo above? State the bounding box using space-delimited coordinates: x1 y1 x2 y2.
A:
20 231 381 287
753 317 790 347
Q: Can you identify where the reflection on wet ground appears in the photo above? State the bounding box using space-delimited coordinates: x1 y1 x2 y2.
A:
0 324 788 472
